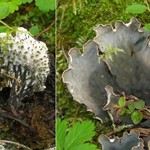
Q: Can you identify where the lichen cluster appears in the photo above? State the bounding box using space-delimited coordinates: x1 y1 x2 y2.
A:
0 27 49 106
63 18 150 122
63 18 150 149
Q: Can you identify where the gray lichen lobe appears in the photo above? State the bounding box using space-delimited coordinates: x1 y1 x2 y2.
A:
62 18 150 150
63 18 150 121
99 130 144 150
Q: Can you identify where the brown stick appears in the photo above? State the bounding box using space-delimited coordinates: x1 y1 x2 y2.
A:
61 44 68 61
36 20 55 39
0 140 32 150
143 115 150 120
0 110 30 128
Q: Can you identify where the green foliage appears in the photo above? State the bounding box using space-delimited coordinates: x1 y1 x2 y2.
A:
29 25 39 36
0 0 55 52
126 4 147 14
131 111 143 124
57 118 67 150
144 23 150 31
126 1 150 32
0 26 8 33
133 100 145 110
57 0 150 147
0 4 9 20
56 118 98 150
21 0 33 4
7 0 22 13
0 0 23 19
118 97 126 108
116 97 147 124
0 0 56 20
72 0 88 15
0 25 19 53
127 103 135 112
0 1 55 149
100 45 124 61
35 0 56 12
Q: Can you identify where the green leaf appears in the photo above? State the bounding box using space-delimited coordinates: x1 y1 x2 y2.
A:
0 26 8 33
119 109 126 115
127 103 135 112
56 118 67 150
0 3 9 19
144 23 150 32
7 2 19 13
125 109 133 114
64 120 96 150
126 4 147 14
21 0 33 4
0 1 22 16
100 45 124 61
35 0 56 12
12 0 22 5
118 97 126 108
29 26 39 36
71 143 98 150
108 54 113 61
131 111 143 124
133 100 145 110
72 0 77 15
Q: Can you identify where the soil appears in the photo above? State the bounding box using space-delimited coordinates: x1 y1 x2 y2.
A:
0 54 55 149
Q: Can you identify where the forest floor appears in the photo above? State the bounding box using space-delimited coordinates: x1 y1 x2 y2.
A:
0 2 55 150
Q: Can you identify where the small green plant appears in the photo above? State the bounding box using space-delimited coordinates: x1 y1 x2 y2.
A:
0 0 22 20
126 3 147 14
56 118 99 150
29 25 39 36
0 0 56 37
115 96 150 124
99 45 124 61
126 0 150 31
35 0 56 12
0 0 56 20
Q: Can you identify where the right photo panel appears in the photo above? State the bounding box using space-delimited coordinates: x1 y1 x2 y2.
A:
57 0 150 150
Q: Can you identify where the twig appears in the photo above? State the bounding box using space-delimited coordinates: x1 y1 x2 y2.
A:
133 128 150 136
0 110 31 128
0 20 14 30
145 0 150 12
143 115 150 120
61 44 68 61
145 106 150 109
1 73 21 86
36 20 55 39
0 140 32 150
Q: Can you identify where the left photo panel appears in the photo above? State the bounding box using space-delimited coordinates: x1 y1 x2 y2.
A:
0 1 55 149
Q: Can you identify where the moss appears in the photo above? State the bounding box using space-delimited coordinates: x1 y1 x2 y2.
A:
57 0 150 146
0 3 55 149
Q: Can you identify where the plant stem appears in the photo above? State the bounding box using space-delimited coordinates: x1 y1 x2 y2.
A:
0 20 13 30
0 140 32 150
145 0 150 12
36 20 55 39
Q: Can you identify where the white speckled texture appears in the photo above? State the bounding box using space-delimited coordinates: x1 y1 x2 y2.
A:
0 27 50 105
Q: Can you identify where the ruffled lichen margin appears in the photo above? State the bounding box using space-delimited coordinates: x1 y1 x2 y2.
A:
62 18 150 149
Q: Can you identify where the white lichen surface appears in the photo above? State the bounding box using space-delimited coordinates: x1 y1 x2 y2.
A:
0 27 49 103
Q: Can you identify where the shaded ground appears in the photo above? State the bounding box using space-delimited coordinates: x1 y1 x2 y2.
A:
0 2 55 149
0 54 55 149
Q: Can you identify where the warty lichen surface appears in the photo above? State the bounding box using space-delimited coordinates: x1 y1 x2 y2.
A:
0 27 50 106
